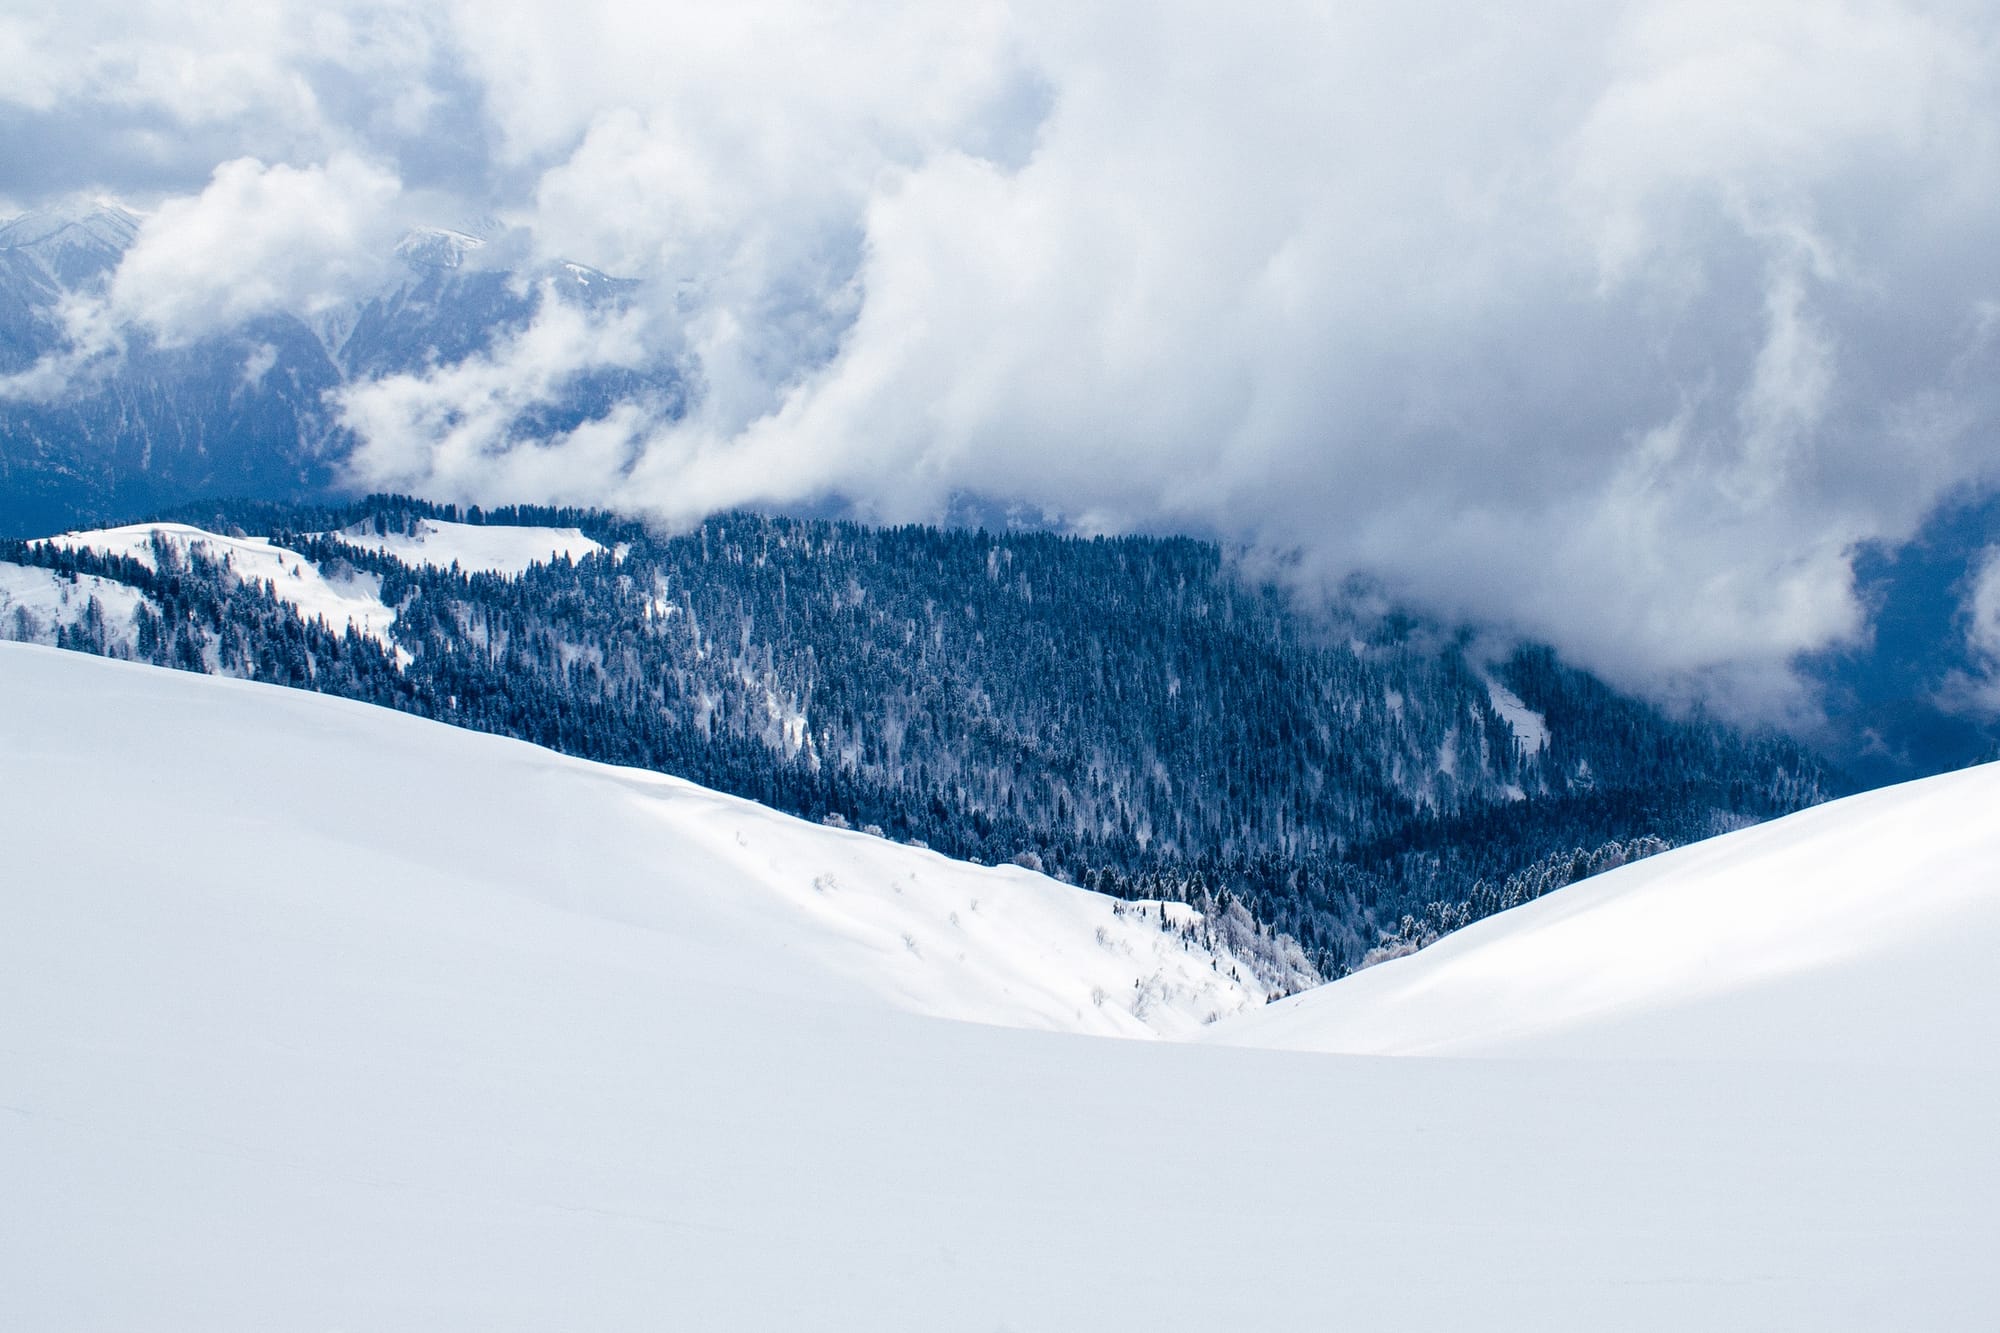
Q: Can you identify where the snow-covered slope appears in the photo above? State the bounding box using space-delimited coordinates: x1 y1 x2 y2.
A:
40 518 612 657
0 198 140 286
43 523 399 649
329 516 607 576
0 644 1262 1038
1214 762 2000 1063
5 643 1996 1331
0 561 154 650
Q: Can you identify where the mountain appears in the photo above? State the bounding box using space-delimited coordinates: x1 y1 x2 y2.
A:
0 203 345 536
6 197 1997 800
1217 755 2000 1062
0 198 140 289
4 641 1992 1330
0 203 666 538
1 495 1839 972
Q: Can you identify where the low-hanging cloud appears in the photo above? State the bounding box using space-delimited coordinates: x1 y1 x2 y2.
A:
337 289 660 502
109 153 404 343
13 0 2000 716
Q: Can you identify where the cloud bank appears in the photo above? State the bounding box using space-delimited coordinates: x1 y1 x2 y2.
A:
10 0 2000 714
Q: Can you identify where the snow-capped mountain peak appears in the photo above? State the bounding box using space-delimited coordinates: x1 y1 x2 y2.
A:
0 198 141 286
393 225 488 273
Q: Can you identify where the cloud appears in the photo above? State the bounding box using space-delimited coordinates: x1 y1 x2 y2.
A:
335 288 660 503
13 0 2000 715
509 0 1999 715
105 154 403 342
0 290 127 402
0 1 465 194
0 153 405 398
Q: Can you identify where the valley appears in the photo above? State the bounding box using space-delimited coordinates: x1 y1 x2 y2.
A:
1 497 1837 976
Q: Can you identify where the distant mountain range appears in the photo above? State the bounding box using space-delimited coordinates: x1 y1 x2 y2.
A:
0 202 666 540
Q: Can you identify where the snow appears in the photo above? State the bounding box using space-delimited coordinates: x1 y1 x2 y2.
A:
1215 760 2000 1064
4 641 1997 1330
395 226 486 270
0 200 140 257
41 518 613 659
331 517 607 576
0 561 154 650
1485 674 1549 755
0 642 1261 1040
42 523 400 652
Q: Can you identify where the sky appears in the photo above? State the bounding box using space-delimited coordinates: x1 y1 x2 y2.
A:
6 0 2000 717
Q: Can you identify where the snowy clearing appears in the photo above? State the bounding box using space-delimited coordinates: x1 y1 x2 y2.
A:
1484 674 1549 755
330 517 606 576
3 643 1995 1331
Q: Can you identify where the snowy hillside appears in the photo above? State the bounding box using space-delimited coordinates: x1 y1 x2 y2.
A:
1483 673 1548 757
0 560 153 650
4 641 1996 1331
33 517 607 661
0 643 1269 1039
44 522 400 650
0 198 139 286
329 515 606 575
1214 762 2000 1063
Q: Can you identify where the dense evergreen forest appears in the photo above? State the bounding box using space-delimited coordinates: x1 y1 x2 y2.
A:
3 494 1841 976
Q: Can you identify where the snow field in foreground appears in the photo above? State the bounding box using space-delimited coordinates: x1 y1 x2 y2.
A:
3 643 1996 1331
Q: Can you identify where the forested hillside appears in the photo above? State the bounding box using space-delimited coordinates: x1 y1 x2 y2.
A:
2 495 1839 974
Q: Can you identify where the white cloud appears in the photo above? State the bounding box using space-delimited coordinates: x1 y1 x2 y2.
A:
489 0 1997 713
0 290 127 402
13 0 2000 714
336 289 658 503
0 153 404 397
0 17 67 115
104 154 403 344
